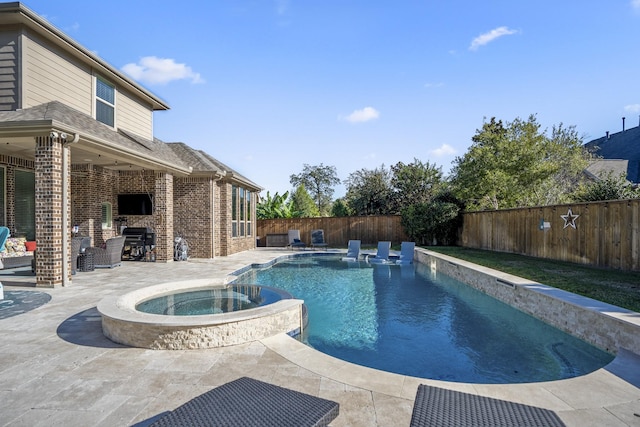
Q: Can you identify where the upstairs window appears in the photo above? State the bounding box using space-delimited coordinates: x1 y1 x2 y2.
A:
96 77 115 127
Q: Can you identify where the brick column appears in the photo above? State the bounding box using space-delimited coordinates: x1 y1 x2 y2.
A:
153 172 173 262
34 135 69 287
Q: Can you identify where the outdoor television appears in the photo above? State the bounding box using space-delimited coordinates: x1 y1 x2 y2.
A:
117 193 153 215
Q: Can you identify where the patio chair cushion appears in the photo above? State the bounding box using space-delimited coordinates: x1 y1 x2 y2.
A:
410 384 565 427
149 376 339 427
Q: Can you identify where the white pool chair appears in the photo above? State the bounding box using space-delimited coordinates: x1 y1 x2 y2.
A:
368 241 391 264
341 240 361 261
396 241 415 264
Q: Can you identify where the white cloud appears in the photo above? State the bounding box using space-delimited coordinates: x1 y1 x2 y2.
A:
429 144 457 157
624 104 640 113
424 82 444 89
469 26 519 51
632 0 640 10
121 56 204 85
340 107 380 123
276 0 290 15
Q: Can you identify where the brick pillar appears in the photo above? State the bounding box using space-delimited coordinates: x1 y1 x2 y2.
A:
35 135 68 287
153 172 173 262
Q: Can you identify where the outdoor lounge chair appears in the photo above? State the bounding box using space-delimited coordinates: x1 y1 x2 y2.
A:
341 239 361 261
149 376 339 427
396 241 415 264
287 229 306 250
367 241 391 263
409 384 565 427
311 229 329 250
85 235 125 268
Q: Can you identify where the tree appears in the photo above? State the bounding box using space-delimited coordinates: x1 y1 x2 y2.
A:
331 198 353 217
450 115 591 210
401 191 463 245
290 184 320 217
572 172 640 202
390 158 443 210
344 165 395 215
289 164 340 216
256 191 297 219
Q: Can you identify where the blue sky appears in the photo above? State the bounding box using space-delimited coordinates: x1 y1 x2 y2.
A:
25 0 640 198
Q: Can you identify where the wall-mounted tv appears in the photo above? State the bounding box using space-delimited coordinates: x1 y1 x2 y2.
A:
117 193 153 215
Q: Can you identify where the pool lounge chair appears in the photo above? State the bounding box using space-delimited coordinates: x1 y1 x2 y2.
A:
149 376 339 427
410 384 565 427
311 229 329 250
287 230 306 250
367 241 391 263
396 241 415 264
341 239 361 261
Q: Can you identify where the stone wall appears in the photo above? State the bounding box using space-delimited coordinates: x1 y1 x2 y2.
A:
416 249 640 355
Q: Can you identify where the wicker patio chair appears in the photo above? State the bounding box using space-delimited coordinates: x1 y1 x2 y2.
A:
85 235 125 268
149 376 339 427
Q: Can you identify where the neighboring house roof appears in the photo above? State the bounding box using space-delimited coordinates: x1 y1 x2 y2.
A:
167 142 262 191
584 125 640 183
0 101 191 175
0 2 169 111
584 159 629 181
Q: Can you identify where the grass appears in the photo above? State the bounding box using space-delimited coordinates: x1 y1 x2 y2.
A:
424 246 640 312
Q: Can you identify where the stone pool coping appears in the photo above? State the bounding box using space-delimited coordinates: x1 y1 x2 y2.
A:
97 278 304 349
415 248 640 356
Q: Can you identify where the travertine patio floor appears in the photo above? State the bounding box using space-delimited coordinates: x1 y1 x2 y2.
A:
0 248 638 426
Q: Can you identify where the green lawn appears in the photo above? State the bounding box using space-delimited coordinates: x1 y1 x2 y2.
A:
424 246 640 312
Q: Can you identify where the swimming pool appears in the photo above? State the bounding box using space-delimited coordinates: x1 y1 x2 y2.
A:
234 255 614 384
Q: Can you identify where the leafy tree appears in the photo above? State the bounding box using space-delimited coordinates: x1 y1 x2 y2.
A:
290 184 320 217
572 172 640 202
390 158 443 209
450 115 591 210
256 191 297 219
331 198 353 217
290 164 341 216
344 165 395 215
401 191 463 245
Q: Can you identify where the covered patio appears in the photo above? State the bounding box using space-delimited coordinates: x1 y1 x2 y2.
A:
0 101 192 287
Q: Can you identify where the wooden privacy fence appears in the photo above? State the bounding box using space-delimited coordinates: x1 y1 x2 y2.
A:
460 199 640 271
257 216 409 248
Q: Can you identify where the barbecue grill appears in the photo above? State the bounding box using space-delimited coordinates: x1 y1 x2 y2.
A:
121 227 155 261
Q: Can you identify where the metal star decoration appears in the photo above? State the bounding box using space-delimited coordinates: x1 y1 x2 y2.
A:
561 208 579 229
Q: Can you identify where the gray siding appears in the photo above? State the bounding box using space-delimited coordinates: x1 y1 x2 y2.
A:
0 30 19 111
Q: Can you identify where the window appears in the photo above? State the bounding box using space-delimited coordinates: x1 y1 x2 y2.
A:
96 76 115 127
15 169 35 240
101 202 112 229
231 186 253 239
246 191 252 237
232 185 238 237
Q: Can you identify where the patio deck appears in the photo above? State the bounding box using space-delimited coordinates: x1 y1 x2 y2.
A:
0 249 639 426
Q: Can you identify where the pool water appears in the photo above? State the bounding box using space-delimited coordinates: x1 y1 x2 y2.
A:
136 285 286 315
235 256 614 384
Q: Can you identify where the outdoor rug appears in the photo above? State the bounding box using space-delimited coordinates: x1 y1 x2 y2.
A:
0 290 51 319
410 384 566 427
148 376 339 427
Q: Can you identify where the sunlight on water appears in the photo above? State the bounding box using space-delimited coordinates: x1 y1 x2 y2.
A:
235 256 614 383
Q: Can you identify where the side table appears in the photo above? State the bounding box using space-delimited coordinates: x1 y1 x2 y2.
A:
77 252 95 272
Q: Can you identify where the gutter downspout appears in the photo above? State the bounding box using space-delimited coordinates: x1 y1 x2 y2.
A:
61 133 79 286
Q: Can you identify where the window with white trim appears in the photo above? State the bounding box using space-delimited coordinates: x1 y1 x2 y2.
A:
96 76 115 127
101 202 112 229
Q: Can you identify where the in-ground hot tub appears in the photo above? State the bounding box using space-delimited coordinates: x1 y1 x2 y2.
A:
97 279 305 350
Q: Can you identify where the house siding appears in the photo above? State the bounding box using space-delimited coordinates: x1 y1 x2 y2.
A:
0 30 19 111
116 90 154 140
22 31 92 113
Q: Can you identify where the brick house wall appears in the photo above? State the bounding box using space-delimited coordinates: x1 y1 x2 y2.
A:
174 177 214 258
